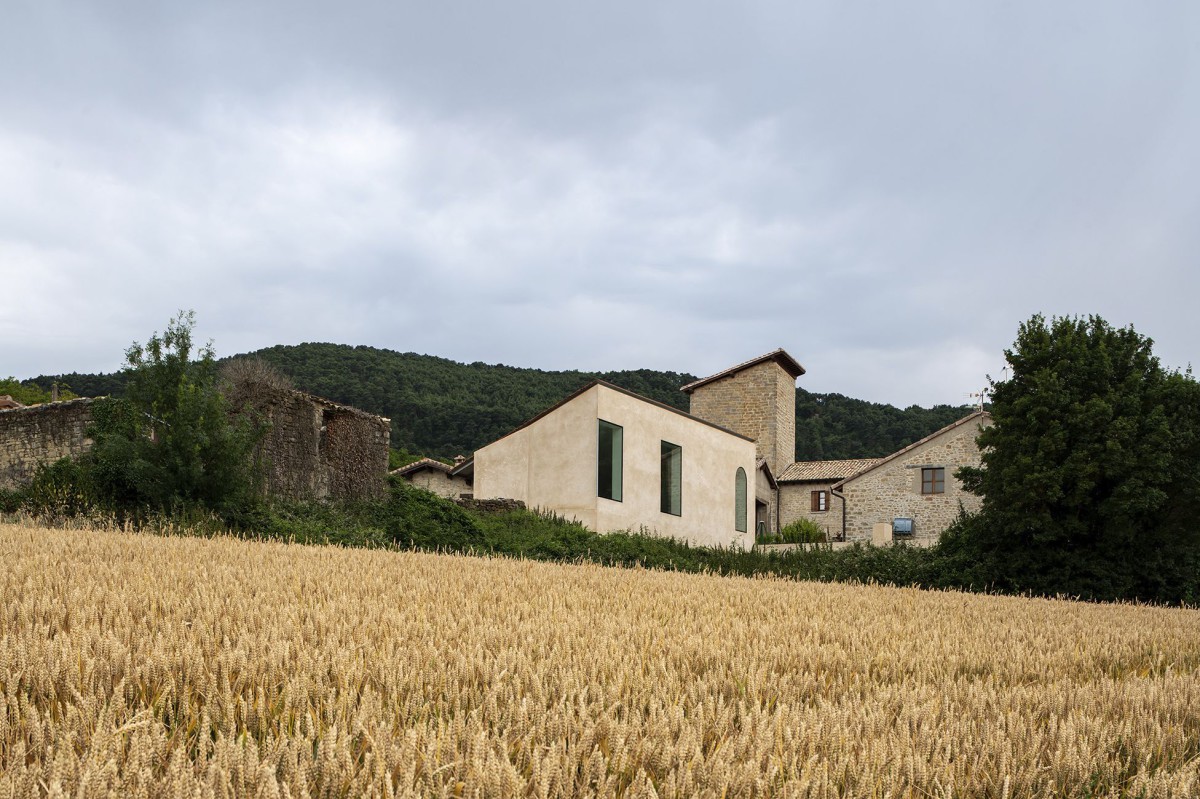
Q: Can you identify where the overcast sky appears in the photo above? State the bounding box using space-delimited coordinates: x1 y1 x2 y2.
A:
2 2 1197 407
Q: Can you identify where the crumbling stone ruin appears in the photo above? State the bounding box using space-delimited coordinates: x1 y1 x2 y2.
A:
244 387 391 501
0 390 390 502
0 398 98 490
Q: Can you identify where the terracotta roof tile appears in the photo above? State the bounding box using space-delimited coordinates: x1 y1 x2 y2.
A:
391 457 454 477
778 458 881 483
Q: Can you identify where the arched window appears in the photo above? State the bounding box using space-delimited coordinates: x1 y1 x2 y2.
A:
735 467 748 533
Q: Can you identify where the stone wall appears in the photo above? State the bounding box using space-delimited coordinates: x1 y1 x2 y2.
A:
688 361 796 475
321 405 391 501
0 390 388 502
249 388 390 502
455 498 525 514
778 481 845 540
408 469 472 500
0 399 97 490
840 417 988 543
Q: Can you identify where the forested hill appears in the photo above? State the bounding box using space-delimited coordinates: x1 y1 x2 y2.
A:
28 343 972 461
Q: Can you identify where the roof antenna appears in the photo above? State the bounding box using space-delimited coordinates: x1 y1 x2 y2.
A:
965 390 987 412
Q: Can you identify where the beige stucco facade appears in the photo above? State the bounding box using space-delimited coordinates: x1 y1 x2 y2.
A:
474 382 758 549
838 413 989 543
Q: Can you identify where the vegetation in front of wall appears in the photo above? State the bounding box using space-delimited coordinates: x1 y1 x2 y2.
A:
758 518 828 545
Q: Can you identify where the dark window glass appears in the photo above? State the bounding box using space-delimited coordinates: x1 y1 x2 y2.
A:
735 467 747 532
921 467 945 495
660 441 681 516
598 420 623 501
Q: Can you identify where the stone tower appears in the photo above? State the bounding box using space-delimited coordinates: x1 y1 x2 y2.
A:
682 349 804 476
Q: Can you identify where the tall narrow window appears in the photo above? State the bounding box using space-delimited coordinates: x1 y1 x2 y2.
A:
921 467 945 495
660 441 682 516
598 420 622 501
811 490 828 512
735 467 748 532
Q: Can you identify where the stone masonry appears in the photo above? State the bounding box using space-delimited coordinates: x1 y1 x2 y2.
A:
0 398 98 490
686 359 798 476
838 414 989 543
0 390 389 502
778 480 845 540
246 388 391 502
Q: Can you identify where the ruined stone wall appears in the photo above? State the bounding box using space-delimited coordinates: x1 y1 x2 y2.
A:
0 399 97 490
778 481 845 540
249 389 389 502
688 361 796 475
841 418 988 543
321 407 390 501
252 391 324 500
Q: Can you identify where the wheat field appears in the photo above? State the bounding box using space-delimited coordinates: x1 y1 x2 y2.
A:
1 523 1198 798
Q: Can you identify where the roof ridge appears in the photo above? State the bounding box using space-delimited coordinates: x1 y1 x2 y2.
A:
680 348 805 393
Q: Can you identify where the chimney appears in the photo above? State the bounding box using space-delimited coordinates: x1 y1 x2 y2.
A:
453 455 466 465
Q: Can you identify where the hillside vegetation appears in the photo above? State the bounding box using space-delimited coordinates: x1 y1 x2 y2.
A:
3 522 1197 798
27 343 971 460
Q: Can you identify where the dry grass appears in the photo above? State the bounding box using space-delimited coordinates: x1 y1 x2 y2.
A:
1 522 1198 798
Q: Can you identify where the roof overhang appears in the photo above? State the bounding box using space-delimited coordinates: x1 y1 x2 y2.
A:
680 348 805 394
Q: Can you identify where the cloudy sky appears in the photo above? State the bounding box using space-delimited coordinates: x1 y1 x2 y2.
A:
2 2 1197 407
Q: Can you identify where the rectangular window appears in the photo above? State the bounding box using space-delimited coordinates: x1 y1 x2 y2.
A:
811 490 828 512
598 420 622 501
660 441 681 516
922 467 945 495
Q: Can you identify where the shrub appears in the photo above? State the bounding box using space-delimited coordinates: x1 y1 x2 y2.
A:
779 518 828 544
23 458 96 521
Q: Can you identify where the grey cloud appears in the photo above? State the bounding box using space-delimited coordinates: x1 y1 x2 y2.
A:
2 1 1198 408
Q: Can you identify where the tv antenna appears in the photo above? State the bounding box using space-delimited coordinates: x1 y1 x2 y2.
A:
965 389 988 412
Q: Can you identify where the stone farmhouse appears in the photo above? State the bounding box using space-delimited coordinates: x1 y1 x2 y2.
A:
442 349 988 548
0 388 391 501
391 456 472 500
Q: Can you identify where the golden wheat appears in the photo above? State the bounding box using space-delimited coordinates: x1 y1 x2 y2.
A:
1 522 1198 798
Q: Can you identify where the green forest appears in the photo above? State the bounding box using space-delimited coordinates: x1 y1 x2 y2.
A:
25 343 972 462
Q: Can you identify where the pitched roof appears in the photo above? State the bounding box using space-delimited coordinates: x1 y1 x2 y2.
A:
833 411 991 489
484 379 754 449
391 457 455 477
778 458 882 483
0 395 24 410
680 348 805 394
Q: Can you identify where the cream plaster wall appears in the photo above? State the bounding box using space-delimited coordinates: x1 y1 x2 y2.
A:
473 384 758 549
474 389 599 530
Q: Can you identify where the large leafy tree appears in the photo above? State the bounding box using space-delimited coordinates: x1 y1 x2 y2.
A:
85 311 262 515
959 315 1200 602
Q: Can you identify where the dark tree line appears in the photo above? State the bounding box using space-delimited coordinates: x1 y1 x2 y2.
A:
28 343 972 462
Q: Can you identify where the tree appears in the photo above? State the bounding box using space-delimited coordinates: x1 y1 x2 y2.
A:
958 314 1200 602
0 377 76 405
85 311 262 515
